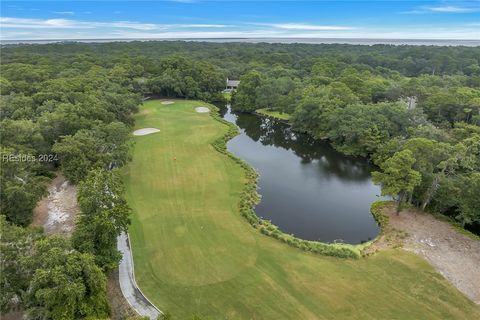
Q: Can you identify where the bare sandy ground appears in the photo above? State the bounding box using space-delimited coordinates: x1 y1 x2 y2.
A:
133 128 160 136
161 100 175 105
32 174 79 236
195 106 210 113
373 205 480 304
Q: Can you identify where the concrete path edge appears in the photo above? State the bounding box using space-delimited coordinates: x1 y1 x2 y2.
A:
117 232 162 319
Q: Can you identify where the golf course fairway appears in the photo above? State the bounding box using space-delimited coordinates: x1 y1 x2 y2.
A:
123 100 479 319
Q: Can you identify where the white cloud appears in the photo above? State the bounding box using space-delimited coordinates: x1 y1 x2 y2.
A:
428 6 478 13
179 24 229 28
403 4 480 14
0 17 228 31
53 11 75 15
0 18 78 29
1 17 479 41
253 23 354 31
107 21 159 30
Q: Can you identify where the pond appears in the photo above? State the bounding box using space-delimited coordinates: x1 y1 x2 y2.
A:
221 105 381 244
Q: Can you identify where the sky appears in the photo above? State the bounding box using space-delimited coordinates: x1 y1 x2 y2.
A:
1 1 479 40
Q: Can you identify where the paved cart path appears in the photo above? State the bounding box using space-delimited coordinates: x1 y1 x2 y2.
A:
117 232 162 319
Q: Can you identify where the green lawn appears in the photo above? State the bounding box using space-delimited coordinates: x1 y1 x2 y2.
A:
123 99 479 319
256 108 291 121
223 91 232 102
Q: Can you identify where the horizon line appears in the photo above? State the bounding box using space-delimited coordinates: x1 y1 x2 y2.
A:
2 37 479 41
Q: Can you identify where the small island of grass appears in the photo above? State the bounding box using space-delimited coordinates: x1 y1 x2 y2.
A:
256 108 291 121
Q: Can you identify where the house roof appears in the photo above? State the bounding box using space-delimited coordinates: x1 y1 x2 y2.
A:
226 80 240 87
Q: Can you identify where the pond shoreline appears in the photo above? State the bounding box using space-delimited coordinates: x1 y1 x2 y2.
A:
211 105 382 258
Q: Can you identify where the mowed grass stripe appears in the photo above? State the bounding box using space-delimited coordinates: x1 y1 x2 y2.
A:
123 99 480 319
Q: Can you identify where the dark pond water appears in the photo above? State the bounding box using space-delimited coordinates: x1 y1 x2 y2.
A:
220 105 381 244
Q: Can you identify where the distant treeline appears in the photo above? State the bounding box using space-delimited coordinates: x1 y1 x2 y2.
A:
3 40 480 77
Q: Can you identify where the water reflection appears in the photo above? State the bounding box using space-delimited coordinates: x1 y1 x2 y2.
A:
221 105 380 244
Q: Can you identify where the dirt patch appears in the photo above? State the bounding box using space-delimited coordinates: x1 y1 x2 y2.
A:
195 106 210 113
0 310 23 320
107 269 137 320
161 100 174 105
374 204 480 304
32 174 79 236
133 128 160 136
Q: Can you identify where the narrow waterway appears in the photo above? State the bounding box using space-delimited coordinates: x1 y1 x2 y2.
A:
221 105 381 244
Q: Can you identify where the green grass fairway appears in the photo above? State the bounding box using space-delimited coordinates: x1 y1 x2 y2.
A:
123 100 479 319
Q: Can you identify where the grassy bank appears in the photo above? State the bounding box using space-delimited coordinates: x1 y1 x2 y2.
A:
123 99 479 319
256 108 291 121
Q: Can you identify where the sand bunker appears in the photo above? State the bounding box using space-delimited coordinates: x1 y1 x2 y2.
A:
195 107 210 113
161 101 174 105
133 128 160 136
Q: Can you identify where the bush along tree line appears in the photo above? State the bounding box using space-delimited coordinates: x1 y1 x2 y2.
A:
1 41 479 316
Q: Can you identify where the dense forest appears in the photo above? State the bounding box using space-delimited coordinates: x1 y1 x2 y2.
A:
1 41 479 318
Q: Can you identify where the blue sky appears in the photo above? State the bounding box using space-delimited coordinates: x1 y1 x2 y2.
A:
1 1 479 40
